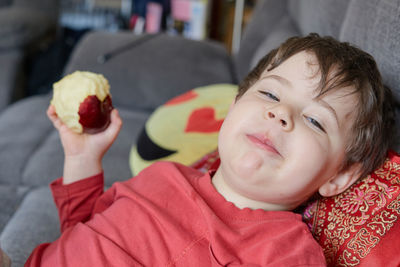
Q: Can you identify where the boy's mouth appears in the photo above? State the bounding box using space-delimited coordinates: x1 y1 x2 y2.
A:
246 134 281 156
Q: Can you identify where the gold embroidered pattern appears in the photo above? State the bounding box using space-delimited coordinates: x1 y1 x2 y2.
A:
307 155 400 266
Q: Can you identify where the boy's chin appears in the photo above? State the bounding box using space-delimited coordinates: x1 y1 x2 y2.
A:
230 151 264 178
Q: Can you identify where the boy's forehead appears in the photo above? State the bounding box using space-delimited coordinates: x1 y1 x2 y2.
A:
261 51 321 83
259 51 322 91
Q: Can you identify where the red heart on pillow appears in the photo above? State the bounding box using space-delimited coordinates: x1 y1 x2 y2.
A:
185 107 224 133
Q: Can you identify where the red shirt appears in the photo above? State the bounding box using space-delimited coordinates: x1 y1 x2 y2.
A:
26 162 326 266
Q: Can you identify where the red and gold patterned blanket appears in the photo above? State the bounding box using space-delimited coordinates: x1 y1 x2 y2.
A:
304 150 400 266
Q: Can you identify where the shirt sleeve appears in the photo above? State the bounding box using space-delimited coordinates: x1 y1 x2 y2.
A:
25 162 201 267
26 174 139 266
50 173 104 232
24 223 142 267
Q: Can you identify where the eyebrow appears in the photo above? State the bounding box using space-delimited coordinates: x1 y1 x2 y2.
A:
261 74 293 88
315 98 339 126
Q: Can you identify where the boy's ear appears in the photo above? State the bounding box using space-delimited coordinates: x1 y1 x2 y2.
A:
318 163 362 197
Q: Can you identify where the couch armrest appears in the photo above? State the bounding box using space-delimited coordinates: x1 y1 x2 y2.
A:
0 7 54 49
0 0 10 8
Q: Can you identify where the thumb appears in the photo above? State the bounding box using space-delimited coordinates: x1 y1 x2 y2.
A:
103 109 123 142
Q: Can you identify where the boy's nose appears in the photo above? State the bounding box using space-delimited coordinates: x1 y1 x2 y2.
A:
265 108 293 131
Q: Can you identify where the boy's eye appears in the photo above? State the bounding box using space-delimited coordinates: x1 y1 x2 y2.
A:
305 116 326 133
258 90 279 101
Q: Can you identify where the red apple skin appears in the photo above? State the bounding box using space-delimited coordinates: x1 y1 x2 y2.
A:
78 95 113 134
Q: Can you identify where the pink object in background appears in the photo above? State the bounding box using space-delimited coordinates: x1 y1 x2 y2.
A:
146 2 163 33
171 0 191 22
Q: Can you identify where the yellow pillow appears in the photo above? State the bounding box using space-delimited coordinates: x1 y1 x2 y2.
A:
130 84 237 175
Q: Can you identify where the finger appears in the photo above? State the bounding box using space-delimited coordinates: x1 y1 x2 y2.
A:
103 109 123 140
47 105 56 119
47 105 59 126
111 108 122 126
47 105 65 131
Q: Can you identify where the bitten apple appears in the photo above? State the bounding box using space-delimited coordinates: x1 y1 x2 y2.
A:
51 71 113 134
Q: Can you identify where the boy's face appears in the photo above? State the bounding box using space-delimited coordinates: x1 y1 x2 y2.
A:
215 51 358 211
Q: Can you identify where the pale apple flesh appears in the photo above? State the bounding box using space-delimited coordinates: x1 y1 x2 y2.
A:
78 95 113 134
51 71 113 134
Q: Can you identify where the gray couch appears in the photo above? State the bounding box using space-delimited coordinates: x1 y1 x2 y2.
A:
0 0 399 266
0 0 59 110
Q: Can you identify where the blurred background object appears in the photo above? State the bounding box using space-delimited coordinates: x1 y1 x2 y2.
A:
0 0 256 102
0 0 60 109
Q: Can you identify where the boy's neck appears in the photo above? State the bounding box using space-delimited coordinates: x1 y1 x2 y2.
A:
211 167 288 211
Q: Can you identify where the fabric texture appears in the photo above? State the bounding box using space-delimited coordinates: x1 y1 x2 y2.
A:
130 84 237 175
0 185 28 235
303 150 400 266
287 0 350 38
26 162 326 266
249 14 298 69
339 0 400 100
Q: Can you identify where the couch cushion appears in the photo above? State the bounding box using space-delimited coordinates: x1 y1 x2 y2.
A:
340 0 400 100
64 32 235 112
0 49 24 110
288 0 350 39
249 14 298 70
0 95 53 186
0 7 53 49
0 184 28 233
340 0 400 152
250 0 350 69
235 0 289 81
0 186 59 267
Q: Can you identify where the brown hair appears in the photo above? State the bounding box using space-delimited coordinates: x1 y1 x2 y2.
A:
237 33 395 179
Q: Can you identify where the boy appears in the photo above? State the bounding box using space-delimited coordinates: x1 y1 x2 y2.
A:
26 34 394 266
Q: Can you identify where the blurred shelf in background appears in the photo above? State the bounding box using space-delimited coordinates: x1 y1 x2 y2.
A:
209 0 257 53
58 0 257 51
26 0 257 96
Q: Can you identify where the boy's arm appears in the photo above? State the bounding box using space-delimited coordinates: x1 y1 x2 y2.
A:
46 105 122 230
25 217 141 267
27 174 130 266
50 173 104 232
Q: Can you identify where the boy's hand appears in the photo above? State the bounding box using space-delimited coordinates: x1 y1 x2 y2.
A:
47 105 122 184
